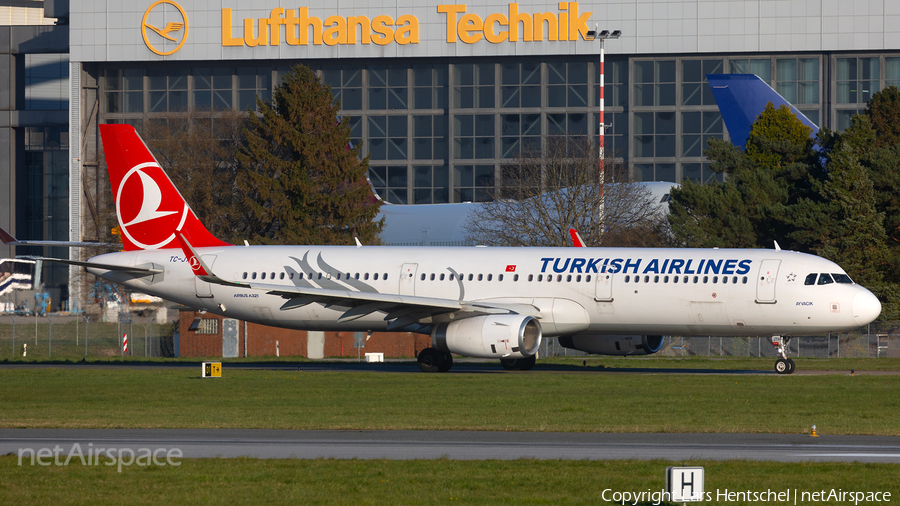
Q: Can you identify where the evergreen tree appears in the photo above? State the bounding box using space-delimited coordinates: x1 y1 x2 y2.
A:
235 64 382 245
865 84 900 148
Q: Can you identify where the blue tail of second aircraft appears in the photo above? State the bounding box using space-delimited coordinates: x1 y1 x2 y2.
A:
707 74 819 149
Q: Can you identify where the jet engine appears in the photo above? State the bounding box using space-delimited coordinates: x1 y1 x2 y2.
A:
431 315 542 359
557 335 665 356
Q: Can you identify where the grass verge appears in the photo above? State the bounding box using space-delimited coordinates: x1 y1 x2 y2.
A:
1 456 897 505
1 368 898 434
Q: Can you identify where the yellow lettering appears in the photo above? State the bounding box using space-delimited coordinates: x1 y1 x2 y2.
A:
269 8 284 46
395 15 419 44
244 17 267 47
371 15 395 45
558 3 568 41
323 15 347 45
298 7 323 45
221 9 244 46
533 12 557 41
284 9 300 45
508 3 532 42
347 16 371 44
483 12 508 43
458 13 482 43
570 2 592 40
437 4 467 43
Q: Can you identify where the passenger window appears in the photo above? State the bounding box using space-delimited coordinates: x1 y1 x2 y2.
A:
374 273 379 280
576 275 581 282
566 275 572 282
586 275 591 282
817 273 834 285
420 273 426 281
654 275 660 283
252 272 257 280
550 275 555 282
478 274 483 281
693 276 698 283
487 274 493 281
261 272 266 280
674 276 679 284
732 276 737 284
664 276 669 283
290 273 294 280
440 274 445 281
703 276 708 283
832 273 853 284
644 276 650 283
625 275 631 282
318 273 323 280
713 276 718 283
529 274 534 281
804 273 817 285
355 273 360 279
383 273 388 280
271 272 276 279
722 276 727 284
742 276 747 284
430 274 435 281
537 275 542 281
449 274 455 281
298 273 304 280
364 273 369 280
497 274 503 281
242 272 248 279
468 274 474 281
280 272 285 280
335 273 340 280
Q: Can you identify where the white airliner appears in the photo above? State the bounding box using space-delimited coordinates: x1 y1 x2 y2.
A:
22 124 882 374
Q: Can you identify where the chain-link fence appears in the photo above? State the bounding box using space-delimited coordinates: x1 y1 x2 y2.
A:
540 321 900 359
0 315 175 359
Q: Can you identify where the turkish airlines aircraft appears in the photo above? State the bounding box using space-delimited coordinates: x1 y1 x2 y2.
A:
47 124 884 374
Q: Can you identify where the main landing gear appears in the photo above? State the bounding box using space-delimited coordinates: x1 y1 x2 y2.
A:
500 355 536 371
771 336 795 375
417 348 453 373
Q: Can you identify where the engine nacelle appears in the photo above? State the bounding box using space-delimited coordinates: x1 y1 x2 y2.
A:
432 315 542 359
558 335 665 356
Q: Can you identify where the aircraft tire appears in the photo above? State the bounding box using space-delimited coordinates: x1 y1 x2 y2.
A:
438 352 453 372
786 358 796 374
417 348 442 373
775 358 789 374
518 355 536 371
500 358 519 371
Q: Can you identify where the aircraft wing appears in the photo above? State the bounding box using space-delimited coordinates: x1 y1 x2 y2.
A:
174 231 538 331
21 256 163 276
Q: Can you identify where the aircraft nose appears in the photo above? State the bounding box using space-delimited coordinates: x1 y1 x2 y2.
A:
853 289 881 326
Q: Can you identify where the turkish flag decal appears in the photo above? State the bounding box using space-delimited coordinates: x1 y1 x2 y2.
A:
505 265 516 272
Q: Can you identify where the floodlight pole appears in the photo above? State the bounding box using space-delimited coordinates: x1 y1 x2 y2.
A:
585 27 621 237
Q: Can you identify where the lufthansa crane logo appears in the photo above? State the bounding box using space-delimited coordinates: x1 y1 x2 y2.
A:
142 1 189 56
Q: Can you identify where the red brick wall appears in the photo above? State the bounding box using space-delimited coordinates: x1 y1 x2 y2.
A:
178 310 432 358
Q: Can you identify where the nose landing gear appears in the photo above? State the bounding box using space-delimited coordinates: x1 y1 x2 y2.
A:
771 336 795 374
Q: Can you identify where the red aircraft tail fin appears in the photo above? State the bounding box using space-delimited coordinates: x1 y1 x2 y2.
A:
98 124 231 251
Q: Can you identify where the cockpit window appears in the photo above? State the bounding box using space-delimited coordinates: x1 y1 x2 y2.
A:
817 273 834 285
804 273 817 285
832 273 853 284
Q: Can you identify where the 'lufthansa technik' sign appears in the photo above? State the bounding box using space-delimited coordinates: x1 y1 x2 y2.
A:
142 1 189 55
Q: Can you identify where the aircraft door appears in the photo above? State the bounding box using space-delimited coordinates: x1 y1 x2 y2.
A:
194 255 216 298
399 263 418 296
595 272 613 302
756 259 781 303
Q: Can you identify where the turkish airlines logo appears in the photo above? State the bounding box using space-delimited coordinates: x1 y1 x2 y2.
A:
117 162 188 249
142 1 189 56
188 255 201 272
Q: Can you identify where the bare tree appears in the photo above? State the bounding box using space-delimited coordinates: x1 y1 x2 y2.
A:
464 136 670 247
140 109 248 243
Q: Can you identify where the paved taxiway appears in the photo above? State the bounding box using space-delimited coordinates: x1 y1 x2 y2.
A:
2 430 899 462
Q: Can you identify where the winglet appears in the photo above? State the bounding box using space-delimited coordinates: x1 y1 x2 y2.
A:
774 240 781 251
0 226 17 245
569 228 586 248
175 231 211 277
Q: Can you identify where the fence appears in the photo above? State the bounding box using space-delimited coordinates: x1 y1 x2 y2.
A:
541 321 900 359
0 315 175 359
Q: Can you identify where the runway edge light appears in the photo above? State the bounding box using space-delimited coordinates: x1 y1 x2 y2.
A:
810 424 819 437
202 362 222 378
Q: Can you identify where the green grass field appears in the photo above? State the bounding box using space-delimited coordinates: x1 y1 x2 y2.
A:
1 456 897 505
1 367 898 434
